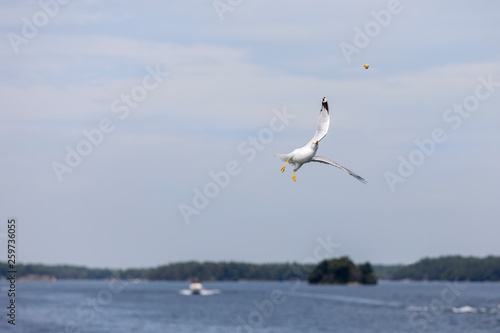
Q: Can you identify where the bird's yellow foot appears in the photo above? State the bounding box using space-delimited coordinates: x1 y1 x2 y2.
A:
280 159 289 173
292 170 296 182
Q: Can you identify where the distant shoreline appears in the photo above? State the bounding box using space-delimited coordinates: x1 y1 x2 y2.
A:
1 255 499 282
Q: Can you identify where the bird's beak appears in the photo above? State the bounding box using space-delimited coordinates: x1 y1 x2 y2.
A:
315 141 319 145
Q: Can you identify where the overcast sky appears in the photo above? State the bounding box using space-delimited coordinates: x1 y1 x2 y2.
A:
1 1 499 269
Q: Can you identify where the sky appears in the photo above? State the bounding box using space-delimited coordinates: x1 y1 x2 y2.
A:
0 1 499 269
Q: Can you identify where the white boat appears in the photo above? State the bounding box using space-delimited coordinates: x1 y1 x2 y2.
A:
189 280 203 295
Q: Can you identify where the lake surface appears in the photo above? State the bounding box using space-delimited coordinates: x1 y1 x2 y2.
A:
1 280 499 332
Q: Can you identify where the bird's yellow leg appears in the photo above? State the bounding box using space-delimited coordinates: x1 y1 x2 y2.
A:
280 159 289 173
292 170 296 182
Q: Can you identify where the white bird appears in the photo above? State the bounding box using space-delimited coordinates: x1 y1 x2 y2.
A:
274 97 366 184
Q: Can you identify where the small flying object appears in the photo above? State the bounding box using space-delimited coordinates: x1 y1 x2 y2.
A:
364 64 369 69
274 97 366 184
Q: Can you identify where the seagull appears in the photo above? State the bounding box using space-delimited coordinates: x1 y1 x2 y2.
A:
274 97 367 184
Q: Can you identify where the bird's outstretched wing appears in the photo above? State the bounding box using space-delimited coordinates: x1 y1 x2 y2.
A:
307 97 330 145
311 156 367 184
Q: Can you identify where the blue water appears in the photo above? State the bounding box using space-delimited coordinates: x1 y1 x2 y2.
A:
0 280 499 332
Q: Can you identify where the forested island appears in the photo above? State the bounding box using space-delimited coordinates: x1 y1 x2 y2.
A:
308 257 377 285
1 255 499 282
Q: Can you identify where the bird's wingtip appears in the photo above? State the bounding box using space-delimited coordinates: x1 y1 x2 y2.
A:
321 97 329 114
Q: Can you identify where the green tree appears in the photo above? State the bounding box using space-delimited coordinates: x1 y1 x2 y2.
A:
308 257 377 285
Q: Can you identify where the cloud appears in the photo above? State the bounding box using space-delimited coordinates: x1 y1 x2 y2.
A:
1 1 500 267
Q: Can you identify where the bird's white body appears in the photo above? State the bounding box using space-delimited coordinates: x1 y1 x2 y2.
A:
276 142 318 172
274 97 366 183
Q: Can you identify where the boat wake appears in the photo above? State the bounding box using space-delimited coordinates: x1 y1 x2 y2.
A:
287 291 401 308
407 304 500 314
288 292 500 315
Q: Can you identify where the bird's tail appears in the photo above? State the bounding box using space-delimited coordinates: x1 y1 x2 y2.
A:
274 153 290 162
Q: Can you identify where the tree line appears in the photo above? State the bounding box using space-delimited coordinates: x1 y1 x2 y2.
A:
390 255 500 281
0 261 313 281
1 255 499 282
